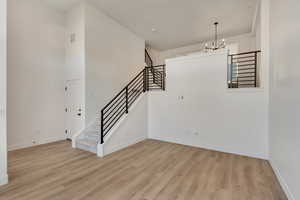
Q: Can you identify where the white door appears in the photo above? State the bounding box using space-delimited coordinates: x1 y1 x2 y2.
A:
65 80 84 140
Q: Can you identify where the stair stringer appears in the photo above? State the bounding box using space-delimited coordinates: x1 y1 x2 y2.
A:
97 93 148 157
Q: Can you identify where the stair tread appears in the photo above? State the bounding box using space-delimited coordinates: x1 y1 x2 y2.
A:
84 130 99 134
86 126 100 132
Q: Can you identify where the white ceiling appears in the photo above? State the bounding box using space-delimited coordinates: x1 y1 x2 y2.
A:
43 0 258 51
42 0 81 12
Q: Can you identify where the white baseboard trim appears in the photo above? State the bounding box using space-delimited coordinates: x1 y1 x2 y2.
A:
269 160 295 200
8 136 67 151
0 173 8 185
150 136 268 160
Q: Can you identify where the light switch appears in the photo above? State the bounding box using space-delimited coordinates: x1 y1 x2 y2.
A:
178 96 184 100
70 33 76 43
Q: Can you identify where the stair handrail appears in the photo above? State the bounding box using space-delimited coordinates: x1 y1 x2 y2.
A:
100 65 165 144
145 49 153 67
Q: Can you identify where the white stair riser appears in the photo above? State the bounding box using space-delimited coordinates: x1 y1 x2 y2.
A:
85 134 99 141
76 141 97 154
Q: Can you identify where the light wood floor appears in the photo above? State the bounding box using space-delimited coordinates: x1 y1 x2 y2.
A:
0 139 287 200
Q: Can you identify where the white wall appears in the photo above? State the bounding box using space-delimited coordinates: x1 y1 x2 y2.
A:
101 94 148 156
65 3 85 81
269 0 300 199
254 5 261 50
0 0 8 185
253 2 263 87
84 3 145 124
7 0 66 150
149 51 268 159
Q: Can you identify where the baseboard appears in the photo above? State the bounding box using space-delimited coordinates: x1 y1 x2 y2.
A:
0 173 8 185
269 160 295 200
150 136 268 160
8 136 66 151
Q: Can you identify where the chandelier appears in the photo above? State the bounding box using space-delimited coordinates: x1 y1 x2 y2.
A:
204 22 226 52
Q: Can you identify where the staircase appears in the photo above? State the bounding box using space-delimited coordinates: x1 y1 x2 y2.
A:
76 123 100 153
75 49 165 155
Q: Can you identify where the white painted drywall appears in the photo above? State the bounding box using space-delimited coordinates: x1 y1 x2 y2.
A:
253 2 262 87
269 0 300 199
101 94 148 156
65 2 85 81
149 50 268 159
84 3 145 124
7 0 66 150
0 0 8 185
254 6 261 50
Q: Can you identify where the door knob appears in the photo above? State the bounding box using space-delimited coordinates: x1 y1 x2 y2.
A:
77 113 81 116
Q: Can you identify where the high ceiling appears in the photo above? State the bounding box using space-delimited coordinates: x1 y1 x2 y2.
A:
42 0 80 12
43 0 259 51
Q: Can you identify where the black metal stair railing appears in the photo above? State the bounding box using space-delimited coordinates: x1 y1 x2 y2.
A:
146 65 166 90
228 50 261 88
100 65 165 144
145 49 153 67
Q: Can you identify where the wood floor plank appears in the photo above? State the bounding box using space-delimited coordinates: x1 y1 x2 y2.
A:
0 139 287 200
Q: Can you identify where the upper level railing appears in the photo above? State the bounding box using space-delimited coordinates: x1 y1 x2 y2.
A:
100 65 165 144
145 49 153 67
228 50 261 88
146 65 166 90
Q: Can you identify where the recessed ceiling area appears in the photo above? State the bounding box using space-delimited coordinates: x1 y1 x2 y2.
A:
42 0 259 51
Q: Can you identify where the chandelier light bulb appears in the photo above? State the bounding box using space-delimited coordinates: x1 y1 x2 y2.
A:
203 22 226 52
